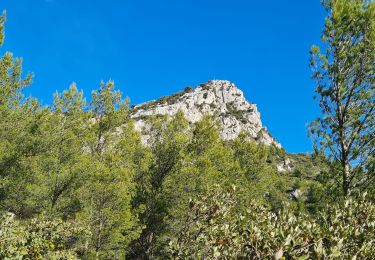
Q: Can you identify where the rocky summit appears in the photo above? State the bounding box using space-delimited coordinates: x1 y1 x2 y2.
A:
131 80 281 148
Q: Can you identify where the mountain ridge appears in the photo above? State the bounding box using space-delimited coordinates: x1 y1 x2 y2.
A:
131 80 281 148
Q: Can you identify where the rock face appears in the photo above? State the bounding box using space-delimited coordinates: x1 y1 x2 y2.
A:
277 158 293 172
131 80 281 147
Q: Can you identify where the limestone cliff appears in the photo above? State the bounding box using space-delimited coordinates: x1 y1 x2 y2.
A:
131 80 281 148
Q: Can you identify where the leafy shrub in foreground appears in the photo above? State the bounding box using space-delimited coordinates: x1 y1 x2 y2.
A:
0 213 89 259
168 186 375 259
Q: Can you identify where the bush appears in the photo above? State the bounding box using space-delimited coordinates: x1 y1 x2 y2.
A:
0 213 89 259
200 83 211 91
225 102 247 123
168 186 375 259
184 86 193 93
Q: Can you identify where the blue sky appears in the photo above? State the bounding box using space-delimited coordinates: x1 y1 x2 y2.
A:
0 0 326 153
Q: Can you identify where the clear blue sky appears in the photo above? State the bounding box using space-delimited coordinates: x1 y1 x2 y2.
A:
1 0 326 153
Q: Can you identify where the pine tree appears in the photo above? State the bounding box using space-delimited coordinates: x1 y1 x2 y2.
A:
129 110 190 258
310 0 375 196
0 10 35 216
78 81 140 257
28 84 89 216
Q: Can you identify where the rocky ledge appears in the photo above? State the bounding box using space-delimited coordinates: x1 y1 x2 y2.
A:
131 80 281 148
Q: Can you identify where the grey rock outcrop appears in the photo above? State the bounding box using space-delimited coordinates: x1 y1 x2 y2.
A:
131 80 281 148
289 189 302 200
277 158 293 172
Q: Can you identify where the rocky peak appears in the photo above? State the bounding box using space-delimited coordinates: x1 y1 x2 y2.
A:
131 80 281 147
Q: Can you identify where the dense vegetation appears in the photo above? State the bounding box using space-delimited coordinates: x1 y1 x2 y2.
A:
0 0 374 259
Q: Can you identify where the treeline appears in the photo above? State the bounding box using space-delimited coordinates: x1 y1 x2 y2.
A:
0 0 374 259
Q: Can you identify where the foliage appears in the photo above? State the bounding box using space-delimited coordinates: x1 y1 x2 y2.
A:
225 102 247 123
184 86 193 93
0 212 88 259
76 81 141 258
0 10 35 217
129 110 191 258
309 0 375 196
134 91 185 112
24 84 89 218
0 12 32 107
168 185 375 259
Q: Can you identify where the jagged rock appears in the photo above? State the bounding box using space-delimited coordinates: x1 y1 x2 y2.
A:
289 189 302 200
131 80 281 147
277 158 293 172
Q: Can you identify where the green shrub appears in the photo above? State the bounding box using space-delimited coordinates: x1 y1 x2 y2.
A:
184 86 193 93
168 186 375 259
225 102 247 123
0 213 89 259
200 82 211 91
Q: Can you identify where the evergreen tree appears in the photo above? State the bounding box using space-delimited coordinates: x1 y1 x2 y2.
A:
129 110 190 258
27 84 89 217
78 81 140 257
310 0 375 196
0 10 35 217
231 132 289 211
